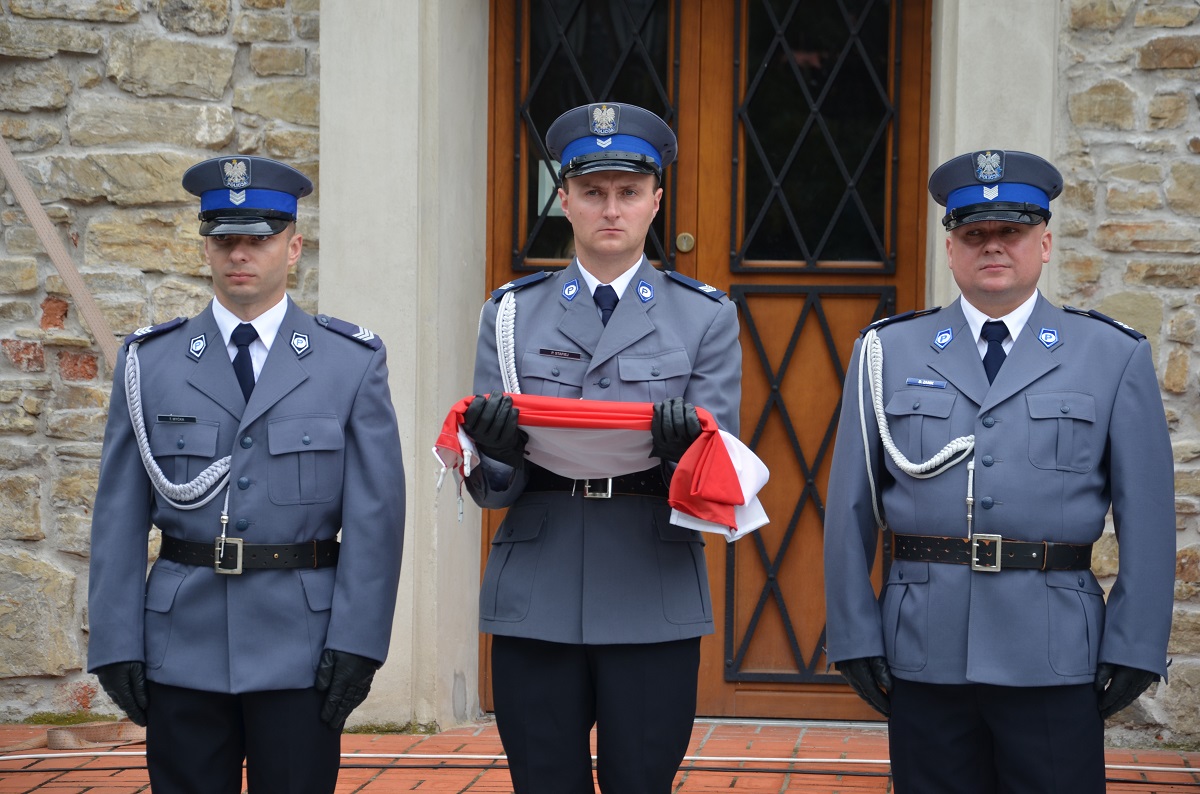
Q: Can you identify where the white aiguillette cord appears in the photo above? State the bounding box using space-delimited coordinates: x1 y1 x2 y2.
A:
0 134 118 373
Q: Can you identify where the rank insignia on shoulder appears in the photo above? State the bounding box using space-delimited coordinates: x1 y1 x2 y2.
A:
316 314 382 350
1063 306 1146 340
492 271 552 303
124 317 187 348
860 306 941 335
664 270 725 301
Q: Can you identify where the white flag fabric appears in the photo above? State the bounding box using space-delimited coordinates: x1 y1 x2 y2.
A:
433 394 769 541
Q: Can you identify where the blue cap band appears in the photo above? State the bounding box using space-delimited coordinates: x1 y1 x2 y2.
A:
946 182 1049 213
560 134 662 169
200 188 298 217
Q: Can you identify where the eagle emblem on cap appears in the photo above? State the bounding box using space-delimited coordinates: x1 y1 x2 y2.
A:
974 151 1003 182
221 158 250 189
589 104 618 136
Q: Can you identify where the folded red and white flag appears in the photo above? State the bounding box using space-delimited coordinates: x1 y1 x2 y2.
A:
433 394 769 541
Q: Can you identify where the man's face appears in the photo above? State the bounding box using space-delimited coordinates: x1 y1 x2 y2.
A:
205 226 302 321
946 220 1051 317
559 171 662 266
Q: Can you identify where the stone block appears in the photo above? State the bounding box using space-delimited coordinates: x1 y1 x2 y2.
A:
46 408 106 442
108 30 235 100
264 125 319 160
0 551 79 677
1091 528 1119 577
250 43 306 76
293 0 318 12
234 79 318 126
0 18 103 58
0 258 39 294
1101 221 1200 253
151 280 212 323
1126 261 1200 288
1069 0 1135 30
1136 4 1200 28
1156 660 1200 736
0 407 38 434
69 95 234 149
9 0 137 21
57 513 92 558
96 296 149 335
1138 35 1200 69
57 352 98 382
85 210 206 277
157 0 230 35
41 297 67 330
1068 80 1136 130
233 11 291 43
0 60 70 112
244 0 285 8
1107 185 1163 214
1058 251 1104 294
0 117 61 153
1167 161 1200 216
2 340 44 372
1168 307 1197 344
296 13 318 40
52 460 99 507
21 152 194 207
45 269 146 297
0 440 47 471
1150 92 1189 129
1104 163 1165 182
0 302 35 324
53 383 110 410
0 472 42 540
1096 291 1164 350
1163 346 1189 393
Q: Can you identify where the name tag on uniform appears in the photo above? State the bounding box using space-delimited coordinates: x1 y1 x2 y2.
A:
157 414 198 423
905 378 947 389
539 349 581 360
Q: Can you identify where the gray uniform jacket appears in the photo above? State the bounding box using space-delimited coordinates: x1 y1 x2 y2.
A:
87 299 405 693
467 257 741 645
824 295 1175 686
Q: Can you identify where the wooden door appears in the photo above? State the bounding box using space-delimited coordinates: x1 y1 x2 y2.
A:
484 0 931 720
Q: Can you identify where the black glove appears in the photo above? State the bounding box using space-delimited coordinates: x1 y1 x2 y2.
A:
837 656 892 717
95 661 148 727
650 397 702 463
315 649 381 731
1094 663 1158 719
462 391 527 468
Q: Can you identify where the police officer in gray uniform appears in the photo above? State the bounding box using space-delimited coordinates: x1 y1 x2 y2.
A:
87 156 406 794
462 103 741 793
823 149 1175 792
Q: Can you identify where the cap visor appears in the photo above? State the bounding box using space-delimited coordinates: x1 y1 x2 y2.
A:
943 209 1047 229
199 217 292 237
564 160 660 179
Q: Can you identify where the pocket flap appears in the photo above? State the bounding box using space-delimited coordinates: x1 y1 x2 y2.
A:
1027 392 1096 422
145 568 185 613
886 559 930 585
618 349 691 382
150 420 219 458
520 351 588 385
268 415 344 454
1046 569 1103 595
884 389 955 418
656 513 705 544
299 568 336 611
492 502 547 544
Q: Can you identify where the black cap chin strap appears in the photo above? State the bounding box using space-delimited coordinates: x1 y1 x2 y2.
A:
942 201 1051 230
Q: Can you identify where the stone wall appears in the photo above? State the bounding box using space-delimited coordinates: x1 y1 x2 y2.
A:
1060 0 1200 743
0 0 318 718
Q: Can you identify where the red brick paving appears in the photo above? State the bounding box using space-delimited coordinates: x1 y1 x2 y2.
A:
2 719 1198 793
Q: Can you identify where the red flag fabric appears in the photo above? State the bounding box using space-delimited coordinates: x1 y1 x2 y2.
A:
433 394 768 540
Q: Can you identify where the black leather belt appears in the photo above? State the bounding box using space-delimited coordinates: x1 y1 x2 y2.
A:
523 464 668 499
893 533 1093 572
160 534 339 575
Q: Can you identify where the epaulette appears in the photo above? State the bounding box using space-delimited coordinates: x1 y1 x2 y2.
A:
315 314 382 350
491 271 552 303
860 306 940 335
1063 306 1146 340
664 270 725 301
124 317 186 348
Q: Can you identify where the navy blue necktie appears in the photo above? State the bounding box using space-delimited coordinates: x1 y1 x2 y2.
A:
594 285 619 326
231 323 258 401
981 321 1008 384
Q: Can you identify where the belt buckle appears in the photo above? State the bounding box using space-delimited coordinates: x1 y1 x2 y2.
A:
214 537 243 575
583 478 613 499
970 533 1002 572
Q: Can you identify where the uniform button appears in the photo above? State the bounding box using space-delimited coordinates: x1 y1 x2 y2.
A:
551 366 560 376
237 477 250 490
980 497 994 509
176 437 185 449
598 377 611 388
651 367 661 377
982 455 994 467
302 434 312 445
235 519 249 531
1060 404 1070 414
241 436 253 449
1078 577 1085 587
982 416 996 428
912 401 920 410
898 571 904 580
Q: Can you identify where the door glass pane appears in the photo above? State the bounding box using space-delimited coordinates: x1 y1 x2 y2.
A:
737 0 894 268
517 0 676 267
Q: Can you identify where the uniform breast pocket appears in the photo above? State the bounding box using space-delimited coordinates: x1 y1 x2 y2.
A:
883 390 957 462
267 415 344 505
149 419 220 483
1026 392 1097 473
617 348 691 403
520 350 587 398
